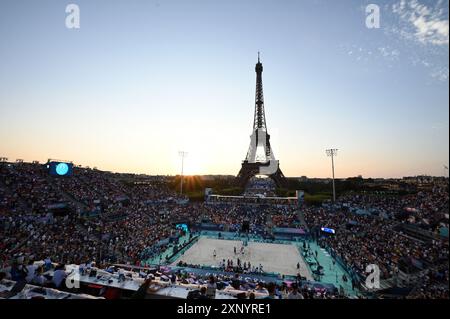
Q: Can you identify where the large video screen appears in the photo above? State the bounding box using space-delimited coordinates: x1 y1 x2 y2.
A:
48 162 73 177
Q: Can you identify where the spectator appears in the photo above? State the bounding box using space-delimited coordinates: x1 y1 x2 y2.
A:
52 264 67 289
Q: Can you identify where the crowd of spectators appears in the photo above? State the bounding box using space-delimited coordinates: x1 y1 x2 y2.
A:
1 162 448 299
174 271 342 299
303 184 448 298
243 177 277 197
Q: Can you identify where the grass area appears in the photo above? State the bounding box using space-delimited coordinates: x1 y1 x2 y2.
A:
304 193 332 205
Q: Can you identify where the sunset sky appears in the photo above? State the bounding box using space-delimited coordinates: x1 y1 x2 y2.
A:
0 0 448 178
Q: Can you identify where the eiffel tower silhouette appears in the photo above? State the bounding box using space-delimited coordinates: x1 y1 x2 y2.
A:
237 53 287 188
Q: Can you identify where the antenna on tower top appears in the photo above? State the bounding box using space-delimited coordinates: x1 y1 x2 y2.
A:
258 51 260 63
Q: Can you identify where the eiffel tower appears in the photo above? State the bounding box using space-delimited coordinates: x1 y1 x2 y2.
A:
237 53 287 188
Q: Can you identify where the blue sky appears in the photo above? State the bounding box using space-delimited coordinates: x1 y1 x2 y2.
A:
0 0 448 177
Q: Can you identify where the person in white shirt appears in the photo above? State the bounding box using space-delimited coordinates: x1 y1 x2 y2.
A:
206 276 217 299
32 266 47 286
287 283 304 299
118 268 126 282
254 282 268 294
17 256 24 265
25 260 37 283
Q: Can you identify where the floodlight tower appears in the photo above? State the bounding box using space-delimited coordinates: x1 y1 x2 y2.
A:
178 151 188 195
326 149 338 202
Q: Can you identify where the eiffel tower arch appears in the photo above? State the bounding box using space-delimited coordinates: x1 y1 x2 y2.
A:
237 54 287 189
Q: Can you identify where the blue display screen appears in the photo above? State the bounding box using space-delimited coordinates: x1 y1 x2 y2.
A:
48 161 73 176
321 227 335 234
56 163 69 175
176 223 188 232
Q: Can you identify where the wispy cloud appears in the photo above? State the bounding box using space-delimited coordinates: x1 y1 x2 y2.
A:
378 46 400 60
430 66 449 81
392 0 449 45
341 44 400 68
371 0 450 82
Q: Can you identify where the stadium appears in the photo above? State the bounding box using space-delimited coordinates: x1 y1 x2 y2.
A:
0 160 448 299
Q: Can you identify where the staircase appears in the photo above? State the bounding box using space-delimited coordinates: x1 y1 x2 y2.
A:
296 210 309 231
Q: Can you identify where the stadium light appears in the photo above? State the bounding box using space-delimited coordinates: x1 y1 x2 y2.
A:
178 151 188 195
326 149 338 202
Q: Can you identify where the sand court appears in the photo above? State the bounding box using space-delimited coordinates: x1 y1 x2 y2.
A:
172 237 312 279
